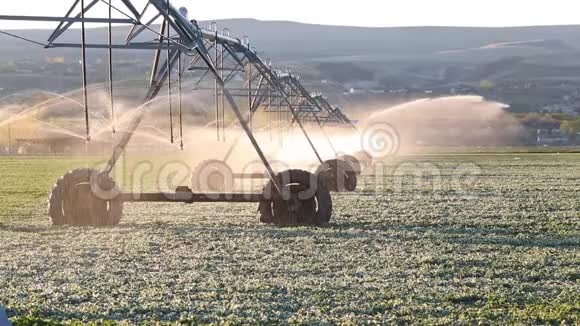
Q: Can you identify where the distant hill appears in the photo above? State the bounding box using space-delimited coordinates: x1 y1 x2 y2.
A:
2 19 580 112
2 20 580 61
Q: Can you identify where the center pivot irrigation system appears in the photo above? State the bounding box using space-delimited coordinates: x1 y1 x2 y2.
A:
0 0 373 227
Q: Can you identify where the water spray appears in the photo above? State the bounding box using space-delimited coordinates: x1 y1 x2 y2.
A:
0 0 369 228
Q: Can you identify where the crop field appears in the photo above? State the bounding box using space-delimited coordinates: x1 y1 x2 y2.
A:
0 152 579 324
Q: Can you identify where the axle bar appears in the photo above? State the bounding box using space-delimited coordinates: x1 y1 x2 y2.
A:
121 192 264 203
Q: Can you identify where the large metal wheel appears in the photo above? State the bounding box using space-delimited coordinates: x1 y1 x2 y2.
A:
259 169 332 227
315 159 357 192
337 154 362 175
48 168 123 226
191 159 234 192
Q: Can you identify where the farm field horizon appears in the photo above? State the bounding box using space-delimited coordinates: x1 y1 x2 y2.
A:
0 151 578 324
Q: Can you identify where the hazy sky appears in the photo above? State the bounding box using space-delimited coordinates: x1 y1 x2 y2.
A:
0 0 579 29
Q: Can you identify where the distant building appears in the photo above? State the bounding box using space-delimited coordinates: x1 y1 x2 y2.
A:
536 129 577 146
15 137 110 155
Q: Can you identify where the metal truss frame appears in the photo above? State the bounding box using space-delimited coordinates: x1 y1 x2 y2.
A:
0 0 357 190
